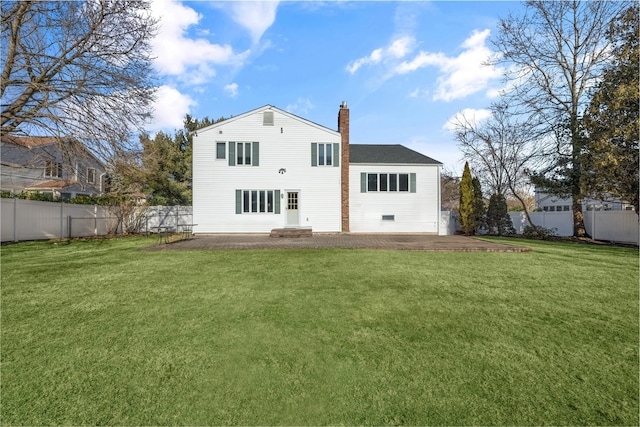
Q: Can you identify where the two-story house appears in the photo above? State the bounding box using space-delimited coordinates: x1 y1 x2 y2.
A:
0 135 107 198
192 102 442 234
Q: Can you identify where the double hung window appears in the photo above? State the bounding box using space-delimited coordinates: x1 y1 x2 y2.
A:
311 143 339 167
216 142 226 159
45 160 62 178
87 167 96 184
228 142 259 166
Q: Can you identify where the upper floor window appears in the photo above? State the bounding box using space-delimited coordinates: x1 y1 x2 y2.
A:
228 142 259 166
216 142 226 159
87 167 96 184
311 143 339 167
45 160 62 178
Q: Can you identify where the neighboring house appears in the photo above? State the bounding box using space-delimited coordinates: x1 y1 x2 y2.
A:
0 135 107 198
192 103 442 233
535 189 635 212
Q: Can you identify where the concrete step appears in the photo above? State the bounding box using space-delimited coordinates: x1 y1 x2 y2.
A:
270 228 313 238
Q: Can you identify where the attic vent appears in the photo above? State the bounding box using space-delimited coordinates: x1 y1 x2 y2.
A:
263 111 274 126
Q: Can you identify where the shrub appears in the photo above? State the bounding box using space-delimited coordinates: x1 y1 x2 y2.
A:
523 225 557 240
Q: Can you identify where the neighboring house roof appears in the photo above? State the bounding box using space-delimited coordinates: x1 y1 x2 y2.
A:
350 144 442 165
195 104 341 137
1 135 60 148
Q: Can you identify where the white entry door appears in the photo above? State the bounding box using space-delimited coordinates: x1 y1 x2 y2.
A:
286 191 299 227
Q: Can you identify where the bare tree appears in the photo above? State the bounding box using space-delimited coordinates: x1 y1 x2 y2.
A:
1 1 157 161
450 102 547 227
492 0 628 236
440 168 461 211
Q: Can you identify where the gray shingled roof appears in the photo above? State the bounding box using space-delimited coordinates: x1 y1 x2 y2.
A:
349 144 442 165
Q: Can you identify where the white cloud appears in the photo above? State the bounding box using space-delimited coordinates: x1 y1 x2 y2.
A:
224 83 239 98
395 51 446 74
408 87 430 98
346 36 415 74
351 29 503 102
443 108 493 133
286 97 315 116
147 85 196 133
226 1 280 44
397 29 503 102
150 1 250 81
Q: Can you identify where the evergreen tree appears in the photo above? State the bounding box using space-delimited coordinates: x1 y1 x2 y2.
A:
582 5 639 213
459 162 475 235
472 177 486 234
486 194 515 236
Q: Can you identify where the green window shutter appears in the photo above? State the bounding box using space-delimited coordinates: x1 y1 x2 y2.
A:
311 143 317 167
360 172 367 193
229 142 236 166
333 143 340 167
235 190 242 214
252 142 259 166
410 173 416 193
274 190 281 214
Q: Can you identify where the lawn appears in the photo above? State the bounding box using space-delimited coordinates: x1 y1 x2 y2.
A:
1 237 638 426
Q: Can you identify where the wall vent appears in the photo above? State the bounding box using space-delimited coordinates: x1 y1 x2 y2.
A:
382 215 395 221
263 111 274 126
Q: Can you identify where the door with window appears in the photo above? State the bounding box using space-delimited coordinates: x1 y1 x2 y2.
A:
286 191 299 227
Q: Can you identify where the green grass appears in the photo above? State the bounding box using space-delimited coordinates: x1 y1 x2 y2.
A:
1 237 638 426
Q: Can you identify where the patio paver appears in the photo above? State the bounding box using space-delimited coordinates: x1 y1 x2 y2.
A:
142 233 532 252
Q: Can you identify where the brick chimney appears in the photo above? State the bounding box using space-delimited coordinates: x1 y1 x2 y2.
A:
338 101 350 232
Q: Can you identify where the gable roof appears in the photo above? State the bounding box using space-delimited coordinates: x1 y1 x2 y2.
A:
350 144 442 165
195 104 340 137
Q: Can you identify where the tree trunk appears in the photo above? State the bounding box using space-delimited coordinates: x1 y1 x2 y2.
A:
572 197 587 237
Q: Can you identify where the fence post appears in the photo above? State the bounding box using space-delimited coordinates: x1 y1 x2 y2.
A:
13 197 18 242
591 207 596 239
94 204 98 236
60 202 65 239
68 215 72 239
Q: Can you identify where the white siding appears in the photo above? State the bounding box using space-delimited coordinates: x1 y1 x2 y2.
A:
349 164 440 233
193 107 342 233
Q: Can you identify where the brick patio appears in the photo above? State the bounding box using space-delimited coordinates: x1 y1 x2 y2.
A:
143 233 532 252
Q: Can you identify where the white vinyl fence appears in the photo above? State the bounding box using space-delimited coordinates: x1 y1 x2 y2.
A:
509 210 639 245
1 198 120 243
139 205 193 235
1 199 193 243
439 211 459 236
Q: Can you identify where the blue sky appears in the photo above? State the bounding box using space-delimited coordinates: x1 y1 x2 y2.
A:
147 1 525 174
